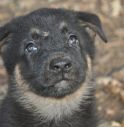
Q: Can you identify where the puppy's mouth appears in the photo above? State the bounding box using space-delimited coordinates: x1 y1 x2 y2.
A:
45 78 82 98
52 76 75 89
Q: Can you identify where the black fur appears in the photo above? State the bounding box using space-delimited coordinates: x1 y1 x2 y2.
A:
0 8 107 127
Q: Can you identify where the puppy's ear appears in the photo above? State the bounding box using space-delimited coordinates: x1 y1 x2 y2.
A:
0 21 15 51
76 12 108 42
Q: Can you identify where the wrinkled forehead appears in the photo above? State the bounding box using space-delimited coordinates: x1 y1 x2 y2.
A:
26 13 72 28
17 13 76 38
29 21 68 36
25 15 72 39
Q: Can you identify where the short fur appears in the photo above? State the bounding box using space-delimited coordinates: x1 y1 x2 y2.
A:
0 8 107 127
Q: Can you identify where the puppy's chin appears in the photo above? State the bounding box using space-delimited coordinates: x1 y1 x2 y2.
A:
33 79 82 98
55 80 70 89
53 80 75 98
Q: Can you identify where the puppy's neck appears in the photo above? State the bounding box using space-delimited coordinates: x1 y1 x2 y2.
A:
13 82 93 122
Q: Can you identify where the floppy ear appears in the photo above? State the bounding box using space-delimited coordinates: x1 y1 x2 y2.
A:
0 21 15 50
76 12 108 42
0 24 10 49
0 26 9 41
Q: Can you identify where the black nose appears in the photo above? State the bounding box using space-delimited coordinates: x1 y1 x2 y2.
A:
49 58 72 72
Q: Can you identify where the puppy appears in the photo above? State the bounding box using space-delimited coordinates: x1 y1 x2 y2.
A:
0 8 107 127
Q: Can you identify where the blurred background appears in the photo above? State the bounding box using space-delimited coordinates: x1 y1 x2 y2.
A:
0 0 124 127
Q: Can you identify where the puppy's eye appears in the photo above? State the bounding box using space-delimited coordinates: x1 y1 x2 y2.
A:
68 34 79 47
25 43 38 53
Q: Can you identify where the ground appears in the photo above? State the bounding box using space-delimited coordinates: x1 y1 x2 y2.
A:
0 0 124 127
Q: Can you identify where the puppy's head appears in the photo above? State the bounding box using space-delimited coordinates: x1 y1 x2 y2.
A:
0 8 107 98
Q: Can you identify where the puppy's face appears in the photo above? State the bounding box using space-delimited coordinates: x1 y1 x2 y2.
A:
15 16 87 98
0 9 107 98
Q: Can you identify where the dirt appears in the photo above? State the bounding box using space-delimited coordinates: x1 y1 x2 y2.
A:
0 0 124 127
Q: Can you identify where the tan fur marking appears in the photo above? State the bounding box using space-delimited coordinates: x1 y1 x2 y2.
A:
30 28 40 34
59 21 67 30
15 65 30 91
30 28 49 38
86 55 92 72
42 31 49 37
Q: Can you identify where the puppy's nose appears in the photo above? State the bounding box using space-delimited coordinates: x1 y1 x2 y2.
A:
49 58 72 72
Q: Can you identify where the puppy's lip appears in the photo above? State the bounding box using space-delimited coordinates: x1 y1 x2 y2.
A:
55 78 72 84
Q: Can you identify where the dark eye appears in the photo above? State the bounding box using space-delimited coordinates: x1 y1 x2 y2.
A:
25 42 38 54
68 34 79 47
